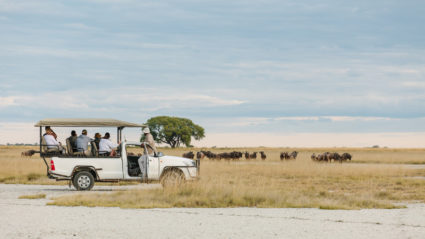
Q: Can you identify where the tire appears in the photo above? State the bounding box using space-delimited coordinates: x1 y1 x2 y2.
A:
72 171 95 191
160 169 185 188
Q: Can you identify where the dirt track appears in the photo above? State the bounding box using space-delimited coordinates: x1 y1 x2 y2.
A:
1 184 425 239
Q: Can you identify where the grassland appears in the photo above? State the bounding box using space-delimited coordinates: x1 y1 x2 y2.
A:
2 146 425 209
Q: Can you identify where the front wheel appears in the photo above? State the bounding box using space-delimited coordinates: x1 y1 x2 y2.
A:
72 171 95 191
160 169 185 188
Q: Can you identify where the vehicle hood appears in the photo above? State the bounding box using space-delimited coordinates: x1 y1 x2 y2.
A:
160 155 196 166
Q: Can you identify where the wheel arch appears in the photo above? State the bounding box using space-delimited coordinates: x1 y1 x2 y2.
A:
71 166 99 181
159 167 185 181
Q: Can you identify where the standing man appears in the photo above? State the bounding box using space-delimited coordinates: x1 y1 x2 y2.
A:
76 129 92 155
142 127 157 154
138 127 157 182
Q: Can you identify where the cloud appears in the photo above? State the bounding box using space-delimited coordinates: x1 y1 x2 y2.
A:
64 23 98 31
402 81 425 88
0 96 18 107
0 88 245 114
2 45 116 59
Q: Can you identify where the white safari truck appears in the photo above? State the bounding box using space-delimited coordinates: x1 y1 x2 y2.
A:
35 118 200 190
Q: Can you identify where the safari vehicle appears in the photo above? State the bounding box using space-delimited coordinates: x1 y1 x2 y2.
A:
35 118 200 190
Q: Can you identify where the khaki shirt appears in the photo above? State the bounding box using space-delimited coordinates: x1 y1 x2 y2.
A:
144 133 157 155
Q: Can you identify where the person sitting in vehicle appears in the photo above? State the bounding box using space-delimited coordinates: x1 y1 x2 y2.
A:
43 126 57 139
67 130 78 152
94 133 102 149
76 129 92 155
44 128 65 154
99 132 119 156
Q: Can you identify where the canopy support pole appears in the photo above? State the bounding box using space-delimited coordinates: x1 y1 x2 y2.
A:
39 127 42 153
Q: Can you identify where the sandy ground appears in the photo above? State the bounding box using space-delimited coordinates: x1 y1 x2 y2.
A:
1 184 425 239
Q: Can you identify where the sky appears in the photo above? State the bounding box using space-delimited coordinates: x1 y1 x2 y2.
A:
0 0 424 147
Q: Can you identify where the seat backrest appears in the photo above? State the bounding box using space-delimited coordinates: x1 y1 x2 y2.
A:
91 141 98 156
66 138 73 155
41 136 48 153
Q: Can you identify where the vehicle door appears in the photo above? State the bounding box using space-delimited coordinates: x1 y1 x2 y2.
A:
144 144 160 180
96 156 124 179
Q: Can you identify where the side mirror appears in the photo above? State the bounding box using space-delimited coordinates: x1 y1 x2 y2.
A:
155 152 164 157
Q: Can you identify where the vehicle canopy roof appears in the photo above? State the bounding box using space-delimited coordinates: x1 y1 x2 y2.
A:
34 118 145 128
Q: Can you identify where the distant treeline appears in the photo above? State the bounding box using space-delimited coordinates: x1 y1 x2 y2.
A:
3 143 39 146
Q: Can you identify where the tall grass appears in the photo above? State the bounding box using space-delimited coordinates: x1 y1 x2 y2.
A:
1 146 425 184
50 160 425 209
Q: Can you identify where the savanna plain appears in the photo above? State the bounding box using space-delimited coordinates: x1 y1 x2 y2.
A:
2 146 425 210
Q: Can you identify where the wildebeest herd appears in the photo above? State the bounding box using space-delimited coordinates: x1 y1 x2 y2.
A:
182 150 352 163
311 152 352 163
183 150 303 161
184 151 251 161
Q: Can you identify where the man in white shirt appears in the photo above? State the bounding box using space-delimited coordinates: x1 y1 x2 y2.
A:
99 132 119 156
43 128 65 154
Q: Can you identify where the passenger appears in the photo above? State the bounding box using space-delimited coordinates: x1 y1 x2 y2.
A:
67 130 78 152
43 126 57 140
94 133 102 150
43 128 65 154
99 132 119 156
76 129 92 155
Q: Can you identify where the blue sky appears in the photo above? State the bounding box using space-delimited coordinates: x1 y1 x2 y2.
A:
0 0 424 146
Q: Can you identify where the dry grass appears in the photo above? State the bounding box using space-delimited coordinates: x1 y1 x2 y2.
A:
1 145 424 183
2 146 425 209
0 146 53 184
19 193 46 199
50 160 425 209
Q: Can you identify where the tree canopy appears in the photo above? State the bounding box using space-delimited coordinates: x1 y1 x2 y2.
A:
142 116 205 148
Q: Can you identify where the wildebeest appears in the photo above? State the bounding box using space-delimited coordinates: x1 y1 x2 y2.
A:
312 152 352 163
260 151 266 160
245 151 250 160
249 152 257 159
289 151 298 159
341 153 352 161
196 151 205 160
182 151 195 159
280 151 297 160
280 152 289 160
330 152 341 162
21 150 36 157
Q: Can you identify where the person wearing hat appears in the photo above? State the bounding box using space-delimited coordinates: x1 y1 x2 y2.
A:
139 127 157 182
76 129 92 155
142 127 157 154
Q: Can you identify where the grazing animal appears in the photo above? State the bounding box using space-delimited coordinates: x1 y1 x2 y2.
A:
331 152 342 163
245 151 250 160
182 151 195 159
260 151 266 160
21 150 36 157
311 153 316 161
196 151 205 160
289 151 298 159
341 153 352 161
249 152 257 159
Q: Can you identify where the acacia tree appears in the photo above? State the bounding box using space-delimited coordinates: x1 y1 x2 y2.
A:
141 116 205 148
